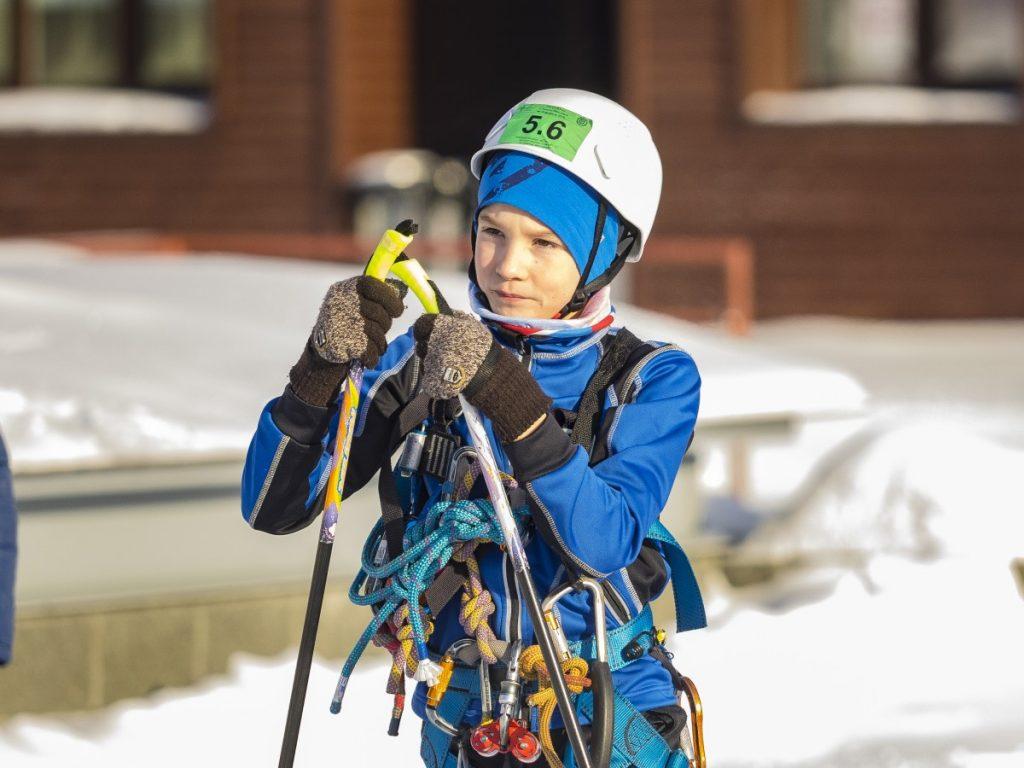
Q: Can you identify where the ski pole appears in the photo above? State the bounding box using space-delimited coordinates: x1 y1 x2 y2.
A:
392 264 600 768
278 220 418 768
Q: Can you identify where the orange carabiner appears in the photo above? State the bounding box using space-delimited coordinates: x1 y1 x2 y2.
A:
680 676 706 768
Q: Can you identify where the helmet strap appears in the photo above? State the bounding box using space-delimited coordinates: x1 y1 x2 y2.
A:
557 216 637 317
558 201 607 316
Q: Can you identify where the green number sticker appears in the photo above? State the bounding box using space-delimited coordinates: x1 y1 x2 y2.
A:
499 103 593 162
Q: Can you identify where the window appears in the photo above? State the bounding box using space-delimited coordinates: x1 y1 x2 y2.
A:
802 0 1022 90
0 2 11 85
31 0 120 86
1 0 212 93
140 0 212 91
933 0 1022 88
739 0 1023 124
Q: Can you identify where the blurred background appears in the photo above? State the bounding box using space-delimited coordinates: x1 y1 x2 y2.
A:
1 1 1022 766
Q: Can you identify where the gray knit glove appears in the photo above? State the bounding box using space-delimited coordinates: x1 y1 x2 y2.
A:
413 312 552 443
311 276 406 366
289 276 406 407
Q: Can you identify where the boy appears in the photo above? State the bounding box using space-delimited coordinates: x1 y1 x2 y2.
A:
243 89 703 767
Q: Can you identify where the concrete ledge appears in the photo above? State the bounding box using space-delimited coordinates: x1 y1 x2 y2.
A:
6 454 712 718
2 582 372 719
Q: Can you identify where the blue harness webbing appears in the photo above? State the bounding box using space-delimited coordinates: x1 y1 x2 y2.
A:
418 521 704 767
567 688 691 768
570 604 655 673
647 520 707 633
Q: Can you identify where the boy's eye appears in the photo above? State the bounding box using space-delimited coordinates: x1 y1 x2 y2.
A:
481 226 503 237
535 238 559 249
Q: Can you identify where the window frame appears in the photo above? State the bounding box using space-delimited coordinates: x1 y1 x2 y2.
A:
738 0 1023 95
734 0 1024 126
916 0 1022 93
1 0 212 96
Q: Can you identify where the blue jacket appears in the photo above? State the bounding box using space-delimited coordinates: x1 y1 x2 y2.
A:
241 317 701 720
0 432 16 665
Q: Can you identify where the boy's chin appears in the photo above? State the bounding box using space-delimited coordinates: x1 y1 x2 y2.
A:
491 299 544 318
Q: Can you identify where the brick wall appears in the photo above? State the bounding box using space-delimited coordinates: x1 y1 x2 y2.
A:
328 0 412 176
2 0 1021 319
0 0 330 235
622 1 1024 319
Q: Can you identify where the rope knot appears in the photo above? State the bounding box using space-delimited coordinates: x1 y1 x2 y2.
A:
519 645 592 768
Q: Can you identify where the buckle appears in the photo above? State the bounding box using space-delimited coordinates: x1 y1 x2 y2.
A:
420 427 460 479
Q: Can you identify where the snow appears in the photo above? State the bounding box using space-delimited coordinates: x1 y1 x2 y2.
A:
743 86 1020 125
0 653 420 767
0 87 210 134
687 427 1024 765
731 420 1022 563
0 239 864 473
2 416 1022 766
2 239 1019 765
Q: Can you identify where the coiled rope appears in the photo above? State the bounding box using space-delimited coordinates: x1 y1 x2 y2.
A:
330 495 525 714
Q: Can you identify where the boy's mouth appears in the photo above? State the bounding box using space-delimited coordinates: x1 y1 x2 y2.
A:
494 289 530 302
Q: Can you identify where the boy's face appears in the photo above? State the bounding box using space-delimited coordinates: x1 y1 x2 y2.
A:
474 204 581 319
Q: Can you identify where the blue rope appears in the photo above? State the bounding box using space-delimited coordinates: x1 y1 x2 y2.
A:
331 498 526 712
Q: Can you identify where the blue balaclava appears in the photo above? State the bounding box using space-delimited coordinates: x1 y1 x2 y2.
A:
473 150 623 314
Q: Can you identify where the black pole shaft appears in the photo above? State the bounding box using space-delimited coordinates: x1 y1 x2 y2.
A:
589 660 614 768
515 571 594 768
279 538 334 768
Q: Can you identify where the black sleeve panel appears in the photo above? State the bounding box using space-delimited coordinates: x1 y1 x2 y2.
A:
625 542 670 605
272 384 336 444
257 352 421 537
502 413 577 483
247 385 338 535
250 437 329 535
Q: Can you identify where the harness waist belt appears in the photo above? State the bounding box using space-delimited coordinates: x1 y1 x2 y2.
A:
570 604 655 673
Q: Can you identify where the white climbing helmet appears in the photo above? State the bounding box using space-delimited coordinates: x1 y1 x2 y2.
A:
470 88 662 262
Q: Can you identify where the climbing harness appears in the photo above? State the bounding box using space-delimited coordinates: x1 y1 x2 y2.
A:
409 324 713 767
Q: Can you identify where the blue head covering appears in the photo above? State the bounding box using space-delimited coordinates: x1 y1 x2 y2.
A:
473 150 621 289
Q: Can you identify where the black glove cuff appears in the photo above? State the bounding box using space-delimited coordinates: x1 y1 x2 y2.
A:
288 338 350 407
272 384 335 445
502 411 576 480
464 344 552 443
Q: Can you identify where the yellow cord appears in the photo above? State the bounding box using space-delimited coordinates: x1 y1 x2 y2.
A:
519 645 592 768
455 551 501 663
391 603 434 677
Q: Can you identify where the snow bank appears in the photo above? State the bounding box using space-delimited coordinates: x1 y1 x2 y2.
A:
681 416 1024 766
0 240 864 473
2 417 1021 767
681 559 1024 766
739 418 1024 563
0 654 418 767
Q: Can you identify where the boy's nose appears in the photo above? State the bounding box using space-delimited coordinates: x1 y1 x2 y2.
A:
495 242 531 280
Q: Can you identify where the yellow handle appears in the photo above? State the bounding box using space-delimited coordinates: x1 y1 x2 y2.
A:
390 258 440 315
364 227 415 280
322 225 415 515
363 222 441 314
